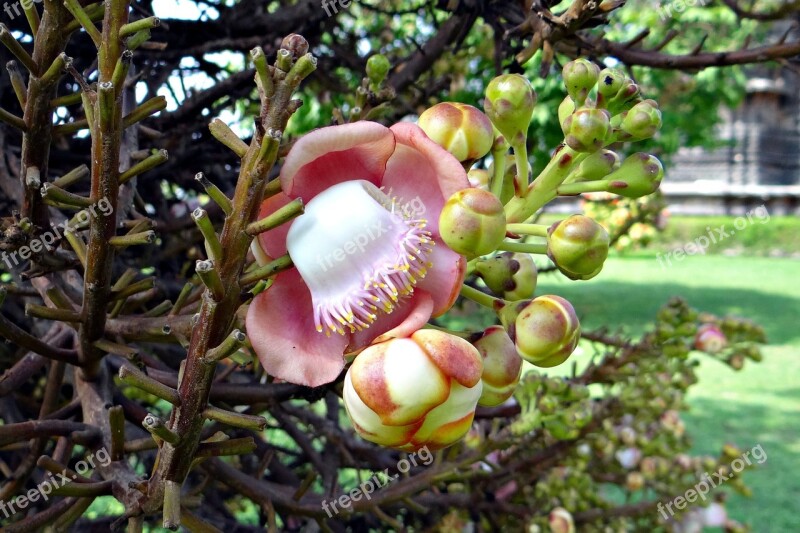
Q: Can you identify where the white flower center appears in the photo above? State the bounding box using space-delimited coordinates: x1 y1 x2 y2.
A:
286 180 433 336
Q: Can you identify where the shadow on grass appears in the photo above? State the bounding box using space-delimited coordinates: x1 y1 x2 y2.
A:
681 396 800 532
536 280 800 345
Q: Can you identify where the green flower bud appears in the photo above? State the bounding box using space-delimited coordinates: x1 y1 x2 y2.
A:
558 96 575 126
562 59 600 106
476 252 538 300
418 102 494 164
561 108 610 152
596 68 640 115
439 188 506 257
544 415 579 440
605 153 663 198
366 54 391 86
484 74 536 146
474 326 523 407
615 99 662 141
547 215 610 280
499 295 581 367
570 150 620 182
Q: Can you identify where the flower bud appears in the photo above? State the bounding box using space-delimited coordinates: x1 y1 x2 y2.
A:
343 330 483 451
616 99 662 141
562 59 600 106
597 68 640 114
547 215 610 280
694 323 727 353
366 54 391 86
484 74 536 145
558 96 575 126
626 472 645 491
569 150 620 182
418 102 494 164
473 326 523 407
561 108 610 152
605 153 663 199
476 252 538 300
439 188 507 257
728 353 745 370
548 507 575 533
499 295 581 367
280 34 309 58
468 168 490 190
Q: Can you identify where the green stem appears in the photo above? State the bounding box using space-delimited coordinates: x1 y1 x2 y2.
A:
240 254 293 287
203 329 246 364
512 141 530 192
246 198 303 236
506 223 549 237
504 144 585 223
195 172 233 216
459 284 502 309
556 179 609 196
118 365 180 405
143 414 180 445
203 406 267 431
209 119 248 158
0 24 39 74
497 241 548 254
63 0 103 46
119 149 168 184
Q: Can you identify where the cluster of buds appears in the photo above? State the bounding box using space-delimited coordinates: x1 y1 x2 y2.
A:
650 298 765 370
337 58 671 452
581 193 667 251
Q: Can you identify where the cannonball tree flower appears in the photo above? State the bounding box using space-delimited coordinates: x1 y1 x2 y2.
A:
343 329 483 451
246 122 471 387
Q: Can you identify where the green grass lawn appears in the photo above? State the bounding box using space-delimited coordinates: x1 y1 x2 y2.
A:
536 253 800 532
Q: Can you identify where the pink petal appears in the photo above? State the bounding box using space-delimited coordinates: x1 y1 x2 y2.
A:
256 191 294 259
246 269 350 387
280 122 396 203
383 123 471 237
347 291 434 353
415 239 467 317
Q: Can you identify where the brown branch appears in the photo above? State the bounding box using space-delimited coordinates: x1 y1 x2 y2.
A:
720 0 800 21
585 35 800 70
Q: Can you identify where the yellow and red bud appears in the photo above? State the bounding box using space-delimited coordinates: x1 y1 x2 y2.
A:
418 102 494 164
439 188 506 258
499 295 581 367
547 215 610 281
484 74 536 145
343 330 483 451
694 323 728 354
473 326 523 407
